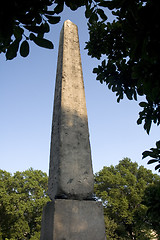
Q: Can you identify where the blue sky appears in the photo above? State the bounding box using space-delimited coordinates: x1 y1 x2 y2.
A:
0 6 160 174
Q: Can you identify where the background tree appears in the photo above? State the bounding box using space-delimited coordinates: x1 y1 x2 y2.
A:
94 158 160 239
0 168 50 240
143 181 160 237
0 163 159 239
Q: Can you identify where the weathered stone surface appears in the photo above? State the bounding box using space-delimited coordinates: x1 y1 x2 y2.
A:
41 20 106 240
40 199 106 240
48 20 94 200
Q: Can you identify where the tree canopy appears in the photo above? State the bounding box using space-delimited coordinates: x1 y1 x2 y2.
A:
1 0 160 170
0 168 50 240
0 163 159 239
143 180 160 236
85 0 160 172
94 158 160 239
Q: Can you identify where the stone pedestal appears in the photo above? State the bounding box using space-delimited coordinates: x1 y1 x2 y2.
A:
40 199 106 240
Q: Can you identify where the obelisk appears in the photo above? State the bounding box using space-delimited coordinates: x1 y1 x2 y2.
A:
40 20 106 240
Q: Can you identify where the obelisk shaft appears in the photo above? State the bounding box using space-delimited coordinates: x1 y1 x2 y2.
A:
40 20 106 240
48 20 94 200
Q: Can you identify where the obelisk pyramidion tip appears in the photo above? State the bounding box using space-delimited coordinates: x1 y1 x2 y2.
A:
65 19 72 23
64 19 76 26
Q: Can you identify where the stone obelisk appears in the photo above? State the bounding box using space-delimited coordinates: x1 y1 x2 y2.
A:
40 20 106 240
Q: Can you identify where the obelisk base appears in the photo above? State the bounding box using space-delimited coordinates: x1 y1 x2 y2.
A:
40 199 106 240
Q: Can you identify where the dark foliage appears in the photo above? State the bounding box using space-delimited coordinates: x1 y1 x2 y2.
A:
0 169 50 239
1 0 160 170
0 0 87 59
143 181 160 238
85 0 160 171
94 158 160 239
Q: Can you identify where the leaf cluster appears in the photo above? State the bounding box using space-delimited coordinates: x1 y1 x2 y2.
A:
86 0 160 123
1 0 160 170
0 0 88 60
0 0 58 59
137 101 160 134
142 141 160 172
84 0 160 171
0 168 50 239
94 158 160 239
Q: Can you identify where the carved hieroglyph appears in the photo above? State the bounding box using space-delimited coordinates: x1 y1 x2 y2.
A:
48 20 94 200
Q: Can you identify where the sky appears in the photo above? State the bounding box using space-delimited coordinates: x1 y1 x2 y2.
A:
0 6 160 175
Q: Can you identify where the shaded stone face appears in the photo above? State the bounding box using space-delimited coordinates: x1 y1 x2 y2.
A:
48 20 94 200
40 199 106 240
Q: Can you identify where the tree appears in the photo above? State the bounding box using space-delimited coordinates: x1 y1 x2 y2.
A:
1 0 160 170
0 168 50 240
94 158 160 239
84 0 160 171
143 181 160 238
0 0 87 59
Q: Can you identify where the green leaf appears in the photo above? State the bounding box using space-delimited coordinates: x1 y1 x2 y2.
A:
97 9 108 21
142 151 151 159
156 141 160 149
155 164 160 170
45 16 60 24
117 92 123 102
139 102 148 108
137 118 142 125
144 120 151 134
102 59 106 67
93 68 98 73
20 41 29 57
32 36 54 49
25 23 50 34
126 89 133 100
24 25 42 33
6 40 20 60
14 27 24 41
98 1 116 9
65 2 79 11
85 6 93 18
43 10 55 15
134 91 137 101
98 1 110 7
35 14 42 24
89 12 98 24
54 2 64 14
112 85 117 92
42 22 50 33
148 159 158 164
29 33 35 41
